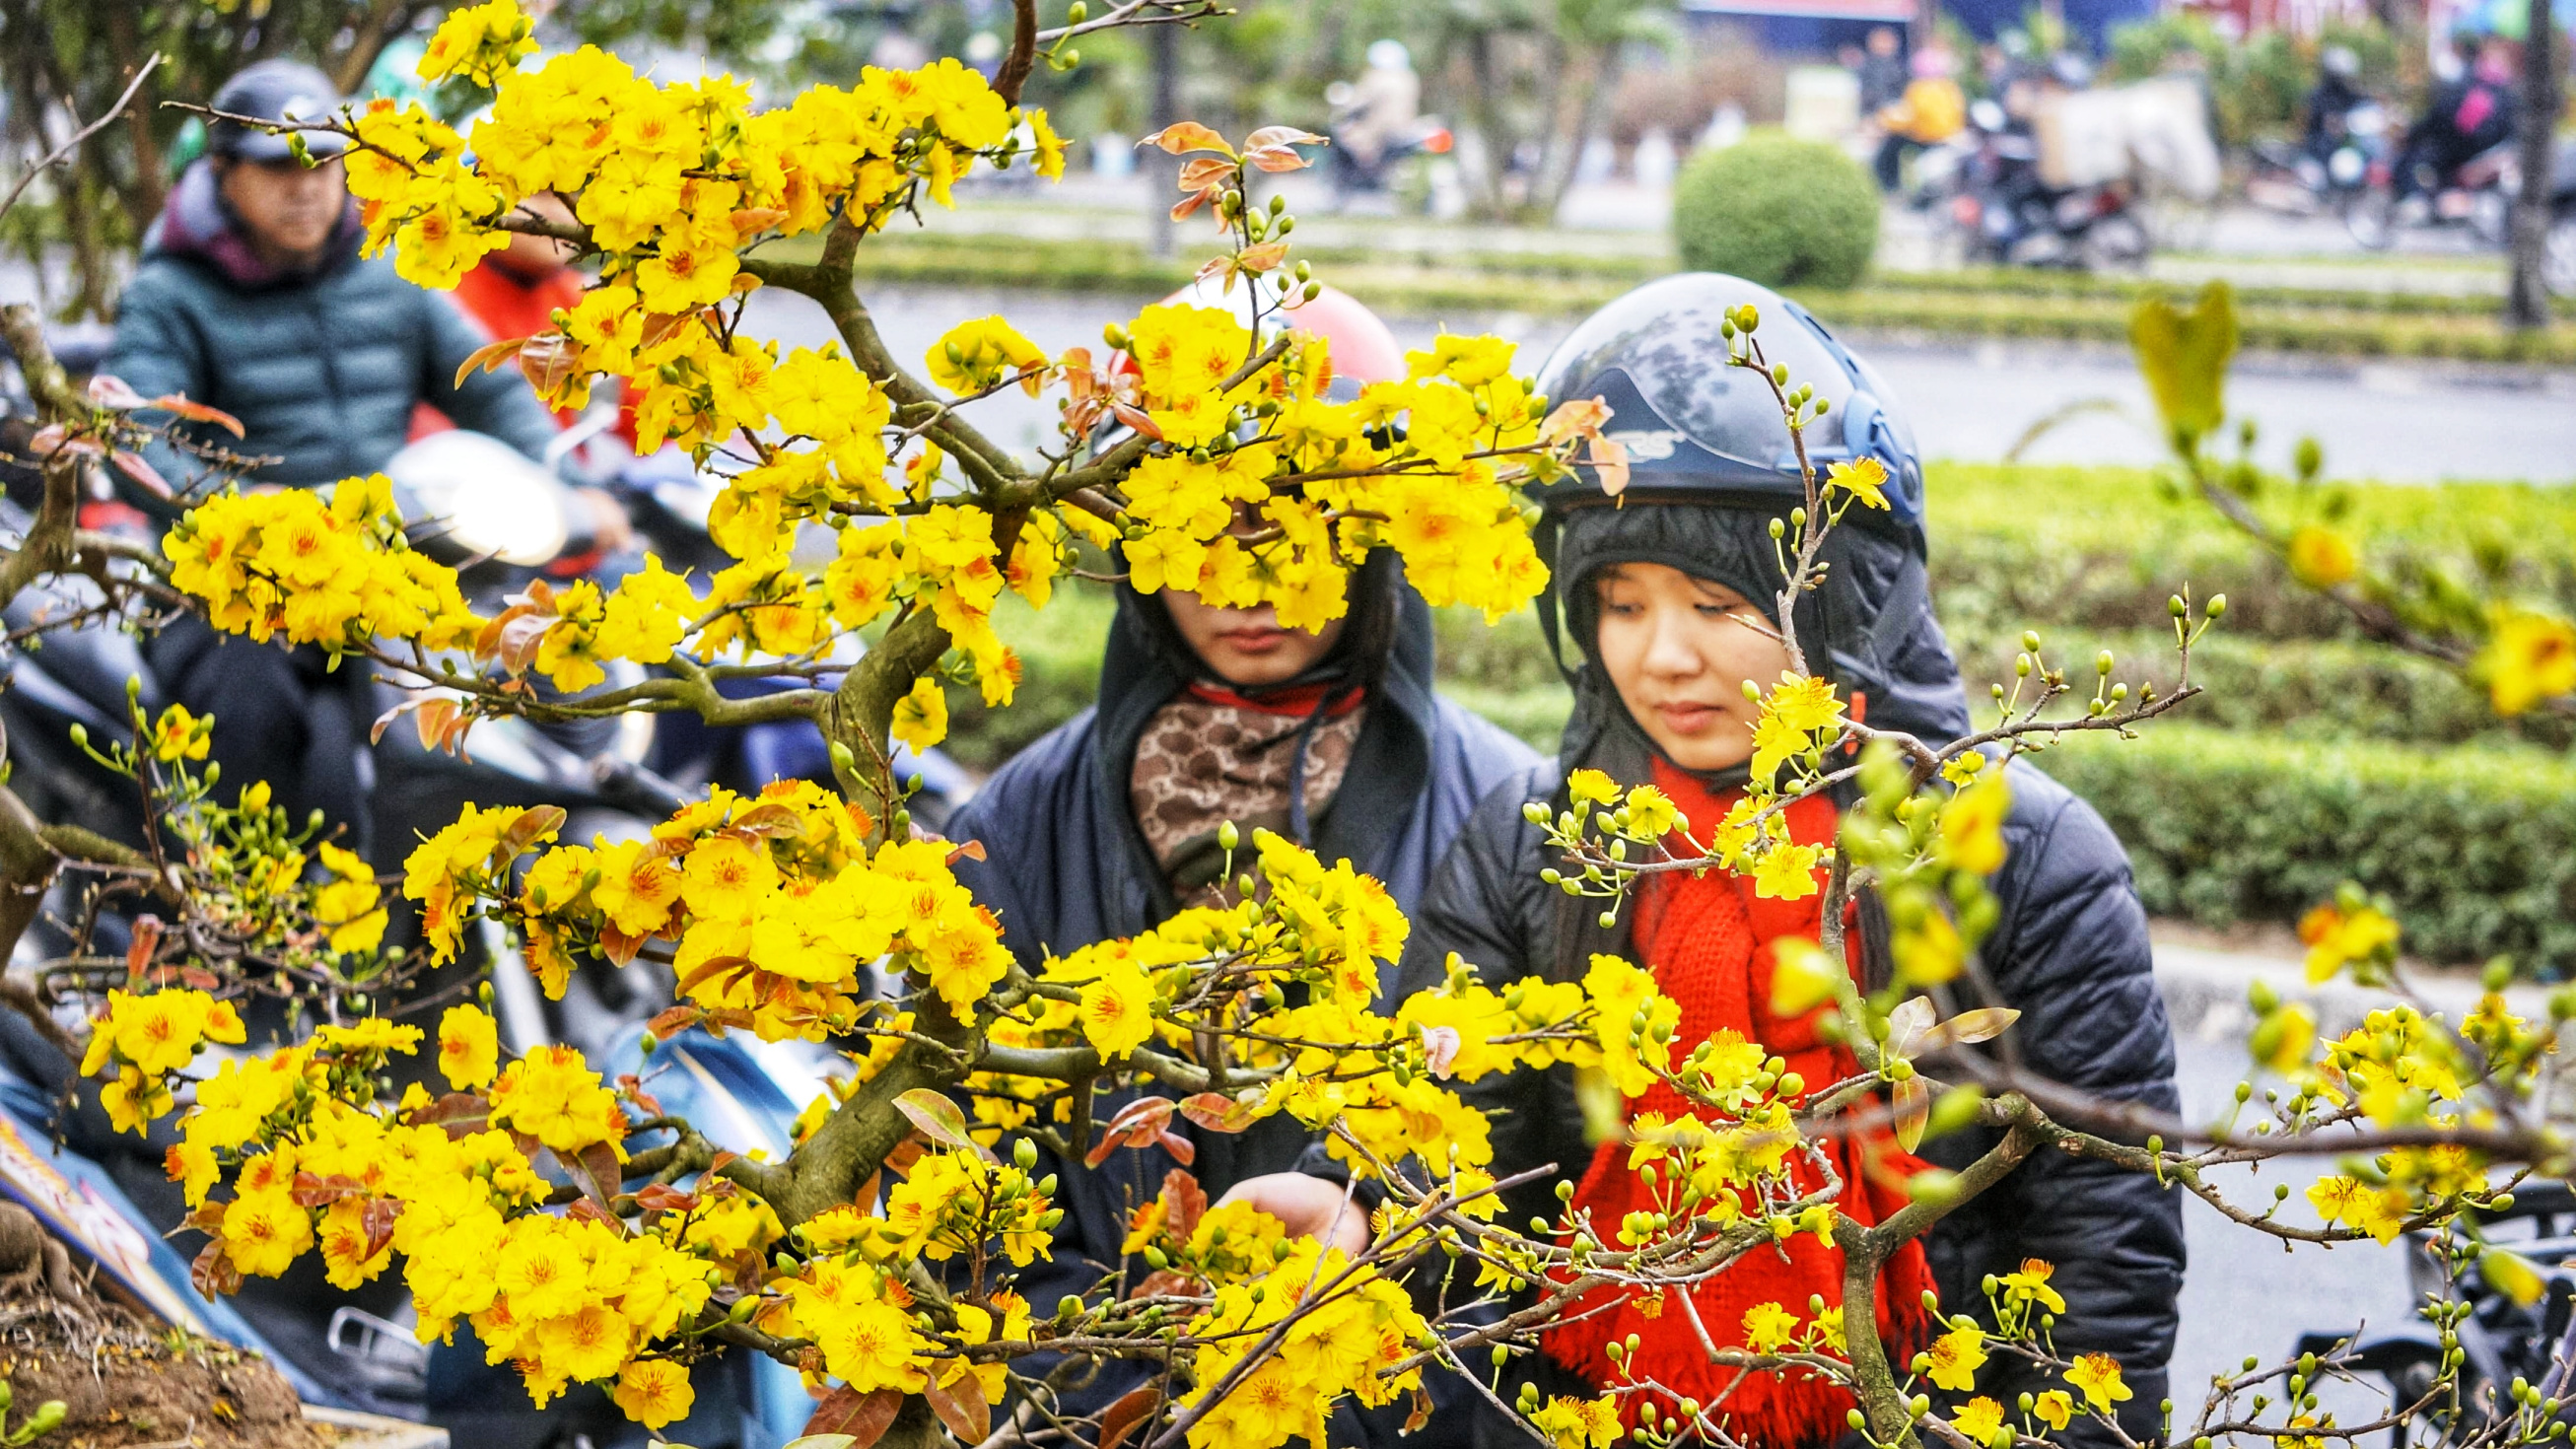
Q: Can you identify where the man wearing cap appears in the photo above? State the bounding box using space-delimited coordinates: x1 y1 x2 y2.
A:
105 59 568 854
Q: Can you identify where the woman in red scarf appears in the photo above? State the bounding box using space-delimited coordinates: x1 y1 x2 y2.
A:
1240 277 2184 1449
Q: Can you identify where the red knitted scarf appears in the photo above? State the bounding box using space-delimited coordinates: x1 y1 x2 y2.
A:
1541 762 1935 1448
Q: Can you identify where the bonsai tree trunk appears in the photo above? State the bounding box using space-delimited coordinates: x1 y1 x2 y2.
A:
2505 0 2560 329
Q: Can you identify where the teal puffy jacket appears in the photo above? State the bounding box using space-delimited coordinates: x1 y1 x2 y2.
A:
104 160 559 518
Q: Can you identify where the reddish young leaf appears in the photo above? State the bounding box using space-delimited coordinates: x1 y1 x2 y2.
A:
361 1197 402 1260
1232 242 1290 275
1175 1092 1259 1134
370 696 420 747
123 916 164 979
516 334 582 396
1157 1169 1207 1241
1175 156 1234 192
408 1091 495 1138
1098 1387 1162 1449
1126 1268 1193 1301
500 804 567 858
1085 1096 1178 1166
147 394 246 437
707 1149 741 1175
1242 125 1328 152
924 1370 992 1444
453 336 529 389
1154 1128 1197 1166
802 1386 905 1448
1109 403 1162 441
616 1072 665 1118
647 1004 704 1040
945 839 988 865
567 1197 619 1228
87 374 147 410
1420 1025 1462 1080
599 924 648 967
289 1172 367 1208
634 1183 700 1215
109 451 173 500
895 1088 993 1161
190 1238 243 1299
1139 122 1234 158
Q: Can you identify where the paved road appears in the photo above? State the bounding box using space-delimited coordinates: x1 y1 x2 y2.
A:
2163 992 2415 1428
742 284 2576 484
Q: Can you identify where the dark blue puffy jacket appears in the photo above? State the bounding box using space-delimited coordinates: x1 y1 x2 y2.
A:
1380 508 2187 1449
943 554 1539 1422
104 160 558 516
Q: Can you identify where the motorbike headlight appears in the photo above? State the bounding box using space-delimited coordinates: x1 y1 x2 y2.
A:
448 471 570 566
2329 148 2367 186
383 431 573 568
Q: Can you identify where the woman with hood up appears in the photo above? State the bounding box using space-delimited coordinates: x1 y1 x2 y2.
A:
940 290 1542 1436
1259 275 2185 1449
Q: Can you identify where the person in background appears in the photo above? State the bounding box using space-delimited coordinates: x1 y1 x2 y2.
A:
943 289 1540 1444
2300 43 2367 166
1858 26 1912 115
410 187 643 463
1330 39 1424 187
1874 42 1968 191
104 58 568 858
2397 30 2517 202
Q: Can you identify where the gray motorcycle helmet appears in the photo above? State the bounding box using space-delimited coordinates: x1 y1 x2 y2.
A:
208 59 352 163
1529 272 1926 536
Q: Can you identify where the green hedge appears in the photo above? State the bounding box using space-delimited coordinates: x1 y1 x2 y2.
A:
2042 725 2576 975
1671 132 1880 291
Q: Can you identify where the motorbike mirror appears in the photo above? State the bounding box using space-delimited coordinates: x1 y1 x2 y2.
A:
383 430 574 567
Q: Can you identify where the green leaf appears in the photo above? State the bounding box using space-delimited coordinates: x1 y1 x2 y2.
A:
2130 281 2239 450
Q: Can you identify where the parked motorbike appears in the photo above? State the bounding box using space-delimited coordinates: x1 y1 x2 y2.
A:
2292 1181 2576 1446
1940 98 2152 271
2248 101 2390 220
1320 111 1454 212
2345 141 2520 252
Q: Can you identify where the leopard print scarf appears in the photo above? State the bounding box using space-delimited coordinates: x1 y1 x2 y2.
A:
1129 687 1366 904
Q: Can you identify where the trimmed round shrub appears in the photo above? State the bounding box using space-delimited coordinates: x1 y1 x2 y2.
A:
1670 131 1879 291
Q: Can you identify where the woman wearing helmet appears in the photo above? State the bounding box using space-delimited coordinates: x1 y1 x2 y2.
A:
940 286 1540 1438
1327 275 2184 1449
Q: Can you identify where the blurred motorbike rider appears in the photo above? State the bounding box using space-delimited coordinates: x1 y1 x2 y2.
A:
2395 31 2517 202
1241 274 2185 1449
2301 44 2368 165
104 60 583 857
944 286 1540 1442
1330 40 1424 188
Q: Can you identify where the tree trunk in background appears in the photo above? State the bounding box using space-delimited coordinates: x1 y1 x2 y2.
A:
1527 40 1626 224
1149 20 1179 259
1463 30 1523 220
2505 0 2559 328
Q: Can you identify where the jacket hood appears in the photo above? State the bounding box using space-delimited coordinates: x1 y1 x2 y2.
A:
1092 549 1440 910
1544 499 1971 783
144 159 363 291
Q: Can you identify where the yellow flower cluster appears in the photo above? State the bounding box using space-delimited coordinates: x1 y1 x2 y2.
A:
406 782 1009 1042
417 0 538 90
1116 309 1553 630
349 1 1065 295
163 478 478 656
82 989 247 1135
137 999 788 1417
986 831 1543 1175
1180 1240 1427 1449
